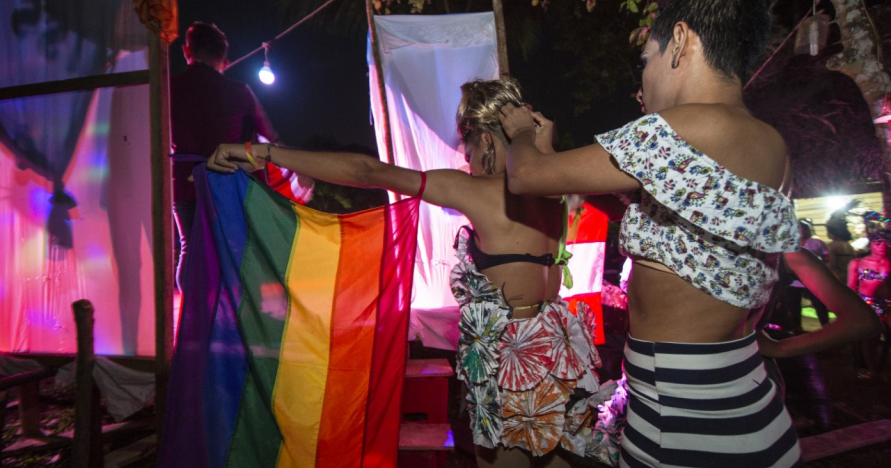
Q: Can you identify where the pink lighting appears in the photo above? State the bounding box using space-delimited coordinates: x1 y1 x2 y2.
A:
875 94 891 125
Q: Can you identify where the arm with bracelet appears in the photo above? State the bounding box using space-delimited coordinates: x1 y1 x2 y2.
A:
208 141 477 212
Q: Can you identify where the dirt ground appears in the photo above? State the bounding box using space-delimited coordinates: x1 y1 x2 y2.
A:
3 312 889 467
433 310 891 468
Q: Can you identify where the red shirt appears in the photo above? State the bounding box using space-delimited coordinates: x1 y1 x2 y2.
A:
170 63 277 201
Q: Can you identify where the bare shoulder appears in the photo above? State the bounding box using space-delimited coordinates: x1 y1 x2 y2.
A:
423 169 503 215
659 104 787 189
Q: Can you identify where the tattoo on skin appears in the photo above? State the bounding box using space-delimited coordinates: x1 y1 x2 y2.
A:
502 282 524 304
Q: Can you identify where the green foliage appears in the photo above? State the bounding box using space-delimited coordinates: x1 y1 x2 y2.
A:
611 0 658 46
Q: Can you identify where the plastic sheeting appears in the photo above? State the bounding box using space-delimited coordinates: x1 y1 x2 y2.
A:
0 355 154 421
0 2 155 356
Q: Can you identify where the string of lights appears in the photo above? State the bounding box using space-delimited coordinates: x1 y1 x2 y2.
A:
224 0 340 85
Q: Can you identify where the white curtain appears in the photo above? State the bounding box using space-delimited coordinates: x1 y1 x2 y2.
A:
367 14 606 350
368 13 499 311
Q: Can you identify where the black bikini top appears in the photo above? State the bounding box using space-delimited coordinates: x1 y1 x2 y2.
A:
455 226 565 271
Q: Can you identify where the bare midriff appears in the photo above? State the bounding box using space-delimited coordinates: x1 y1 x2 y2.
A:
480 261 563 319
627 258 757 343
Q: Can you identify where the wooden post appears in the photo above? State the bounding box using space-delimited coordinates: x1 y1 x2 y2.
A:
148 32 174 439
18 380 43 437
72 300 102 468
366 0 396 167
492 0 510 77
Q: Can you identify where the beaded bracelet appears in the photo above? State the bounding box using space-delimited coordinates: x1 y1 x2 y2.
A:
265 143 277 165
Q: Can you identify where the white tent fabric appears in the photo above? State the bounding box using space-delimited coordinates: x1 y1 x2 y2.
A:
368 14 606 350
368 13 499 311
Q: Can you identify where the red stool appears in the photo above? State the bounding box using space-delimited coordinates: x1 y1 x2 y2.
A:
400 358 453 423
398 359 454 468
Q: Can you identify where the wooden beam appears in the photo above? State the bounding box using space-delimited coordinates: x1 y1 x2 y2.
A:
800 419 891 461
365 0 396 167
492 0 510 77
0 71 150 101
148 32 174 441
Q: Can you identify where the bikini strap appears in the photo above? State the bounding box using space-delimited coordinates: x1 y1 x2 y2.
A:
416 171 427 198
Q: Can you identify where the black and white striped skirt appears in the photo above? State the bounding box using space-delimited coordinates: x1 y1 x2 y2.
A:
620 333 803 468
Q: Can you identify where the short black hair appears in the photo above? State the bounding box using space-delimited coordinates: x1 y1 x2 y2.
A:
650 0 771 82
826 223 852 242
186 22 228 63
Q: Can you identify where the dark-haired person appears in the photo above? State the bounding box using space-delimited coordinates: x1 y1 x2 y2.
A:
826 213 856 285
787 219 831 328
848 229 891 380
208 79 617 468
170 22 279 289
498 1 882 466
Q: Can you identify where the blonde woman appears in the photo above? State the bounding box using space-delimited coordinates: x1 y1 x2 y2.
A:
209 79 616 467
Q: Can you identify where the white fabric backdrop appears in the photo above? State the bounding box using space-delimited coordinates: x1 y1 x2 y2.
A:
368 13 499 310
367 14 606 350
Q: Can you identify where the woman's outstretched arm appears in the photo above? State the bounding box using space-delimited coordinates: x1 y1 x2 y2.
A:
758 249 882 358
207 143 477 211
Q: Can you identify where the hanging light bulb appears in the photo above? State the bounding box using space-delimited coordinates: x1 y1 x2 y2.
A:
258 42 275 85
808 19 820 56
794 1 829 56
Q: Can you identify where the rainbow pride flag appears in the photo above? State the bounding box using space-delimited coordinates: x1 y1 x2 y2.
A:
158 167 420 468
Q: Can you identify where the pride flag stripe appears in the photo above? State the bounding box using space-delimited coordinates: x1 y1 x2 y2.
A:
160 168 420 468
361 203 417 467
314 208 383 466
226 181 296 467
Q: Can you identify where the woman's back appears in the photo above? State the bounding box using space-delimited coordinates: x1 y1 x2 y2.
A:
626 104 789 343
828 239 855 282
458 174 566 308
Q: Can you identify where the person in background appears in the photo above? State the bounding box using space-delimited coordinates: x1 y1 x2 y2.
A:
826 204 857 285
786 219 831 328
170 22 279 290
497 0 881 465
848 228 891 380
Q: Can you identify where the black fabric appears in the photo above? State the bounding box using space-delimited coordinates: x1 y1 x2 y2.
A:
454 226 558 270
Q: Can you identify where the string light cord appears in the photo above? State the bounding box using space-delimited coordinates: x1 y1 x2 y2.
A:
224 0 340 72
744 9 813 90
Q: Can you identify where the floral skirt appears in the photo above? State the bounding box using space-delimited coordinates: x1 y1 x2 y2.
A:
450 227 625 465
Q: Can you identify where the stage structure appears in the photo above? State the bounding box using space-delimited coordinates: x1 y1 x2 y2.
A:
0 0 176 433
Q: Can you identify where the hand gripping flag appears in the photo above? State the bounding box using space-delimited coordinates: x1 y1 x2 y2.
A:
158 167 420 468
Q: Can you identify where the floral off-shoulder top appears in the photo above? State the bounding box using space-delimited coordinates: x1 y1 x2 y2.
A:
595 114 801 309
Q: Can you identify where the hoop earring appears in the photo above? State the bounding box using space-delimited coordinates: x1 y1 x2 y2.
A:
671 48 680 69
483 145 496 175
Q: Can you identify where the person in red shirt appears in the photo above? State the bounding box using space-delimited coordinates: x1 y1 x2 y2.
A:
170 22 278 289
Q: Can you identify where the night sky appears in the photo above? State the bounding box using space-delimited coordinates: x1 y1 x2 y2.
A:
175 1 385 152
174 0 643 156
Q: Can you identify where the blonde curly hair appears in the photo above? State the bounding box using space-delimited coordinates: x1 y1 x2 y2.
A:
456 78 523 146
